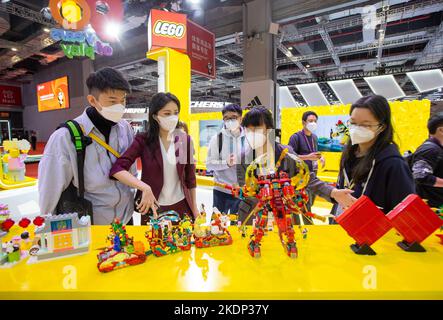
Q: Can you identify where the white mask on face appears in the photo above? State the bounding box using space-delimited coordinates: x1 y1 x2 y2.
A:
97 103 125 123
157 115 179 132
225 119 240 132
349 126 376 145
246 131 267 150
306 122 317 132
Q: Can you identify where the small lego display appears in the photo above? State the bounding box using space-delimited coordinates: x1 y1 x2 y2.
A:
1 139 30 182
336 196 392 255
145 211 193 257
436 206 443 244
28 213 90 263
0 204 10 224
387 195 443 252
97 218 146 273
193 205 233 248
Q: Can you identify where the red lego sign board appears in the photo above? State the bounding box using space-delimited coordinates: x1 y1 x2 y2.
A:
187 19 216 79
336 196 392 247
147 9 187 53
0 85 22 106
387 194 443 244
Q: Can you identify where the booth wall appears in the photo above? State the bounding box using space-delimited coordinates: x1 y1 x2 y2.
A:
281 100 431 173
22 58 94 142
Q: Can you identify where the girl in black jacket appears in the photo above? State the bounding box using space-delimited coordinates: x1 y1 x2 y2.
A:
331 95 416 220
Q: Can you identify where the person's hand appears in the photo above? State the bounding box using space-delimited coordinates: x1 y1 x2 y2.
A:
137 185 158 218
320 156 326 168
330 188 357 210
306 152 322 161
227 153 236 167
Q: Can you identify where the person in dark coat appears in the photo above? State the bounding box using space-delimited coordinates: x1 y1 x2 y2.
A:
411 113 443 208
330 95 416 222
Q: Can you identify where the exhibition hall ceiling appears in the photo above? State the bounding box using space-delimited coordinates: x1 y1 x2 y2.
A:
0 0 442 105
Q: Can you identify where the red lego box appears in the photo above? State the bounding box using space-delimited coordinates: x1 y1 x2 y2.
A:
387 194 443 249
336 196 392 248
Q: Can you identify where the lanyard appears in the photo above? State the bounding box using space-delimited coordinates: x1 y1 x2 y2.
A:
301 131 315 153
343 159 376 196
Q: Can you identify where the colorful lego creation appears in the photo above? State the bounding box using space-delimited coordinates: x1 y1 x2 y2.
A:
29 213 90 263
216 149 326 258
336 196 392 255
97 218 146 273
436 206 443 244
145 211 193 257
387 195 443 252
193 204 233 248
0 139 36 189
0 213 44 267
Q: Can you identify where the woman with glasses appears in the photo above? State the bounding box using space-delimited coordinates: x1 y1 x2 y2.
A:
331 95 415 220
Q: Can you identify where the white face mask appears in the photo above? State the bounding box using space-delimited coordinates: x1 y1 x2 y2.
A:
157 115 179 132
306 122 317 132
349 126 376 145
97 103 125 123
246 131 267 150
225 119 240 132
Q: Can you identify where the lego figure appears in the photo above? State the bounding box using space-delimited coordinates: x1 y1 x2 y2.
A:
216 149 325 258
2 139 30 182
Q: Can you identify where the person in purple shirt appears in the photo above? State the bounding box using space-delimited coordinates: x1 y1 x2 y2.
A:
288 111 325 211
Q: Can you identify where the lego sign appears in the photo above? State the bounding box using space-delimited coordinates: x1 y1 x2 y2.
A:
148 9 187 53
187 19 216 79
0 85 22 106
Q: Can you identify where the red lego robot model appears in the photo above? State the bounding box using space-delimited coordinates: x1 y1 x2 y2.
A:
216 148 326 258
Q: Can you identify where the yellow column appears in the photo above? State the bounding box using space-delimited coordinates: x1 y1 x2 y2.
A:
146 47 191 129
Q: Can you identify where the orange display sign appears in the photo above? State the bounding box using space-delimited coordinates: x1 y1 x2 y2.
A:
148 9 187 53
37 76 70 112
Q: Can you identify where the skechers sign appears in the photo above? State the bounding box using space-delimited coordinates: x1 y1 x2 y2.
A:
50 28 113 60
148 9 187 52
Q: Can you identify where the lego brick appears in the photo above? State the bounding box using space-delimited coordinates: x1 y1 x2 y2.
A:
387 194 443 244
336 196 392 246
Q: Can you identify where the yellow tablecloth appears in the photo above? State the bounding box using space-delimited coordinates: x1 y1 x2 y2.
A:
1 225 442 300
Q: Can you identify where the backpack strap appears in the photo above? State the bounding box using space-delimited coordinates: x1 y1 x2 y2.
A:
58 120 92 199
218 132 223 160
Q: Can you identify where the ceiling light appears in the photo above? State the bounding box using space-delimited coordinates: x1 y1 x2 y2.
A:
306 64 310 68
11 47 17 52
43 27 51 33
188 0 201 4
289 46 293 50
105 21 122 39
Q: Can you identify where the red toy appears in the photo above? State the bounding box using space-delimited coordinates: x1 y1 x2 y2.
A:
336 196 392 255
387 194 443 252
216 149 325 258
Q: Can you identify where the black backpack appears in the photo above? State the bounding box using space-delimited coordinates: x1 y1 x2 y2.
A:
54 120 94 223
406 141 443 172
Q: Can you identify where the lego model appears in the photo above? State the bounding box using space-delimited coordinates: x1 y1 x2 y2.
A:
436 206 443 244
387 195 443 252
28 213 90 263
336 196 392 255
145 211 193 257
1 214 44 267
216 149 326 258
0 139 36 189
0 204 10 224
193 204 233 248
97 218 146 273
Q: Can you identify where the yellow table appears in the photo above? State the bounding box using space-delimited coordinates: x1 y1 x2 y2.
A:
1 225 442 300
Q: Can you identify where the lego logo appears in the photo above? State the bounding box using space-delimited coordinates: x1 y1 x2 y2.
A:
154 21 186 39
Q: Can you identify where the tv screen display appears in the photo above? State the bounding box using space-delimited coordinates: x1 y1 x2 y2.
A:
37 76 70 112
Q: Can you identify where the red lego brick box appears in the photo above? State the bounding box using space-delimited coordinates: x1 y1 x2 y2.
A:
336 196 392 246
387 194 443 244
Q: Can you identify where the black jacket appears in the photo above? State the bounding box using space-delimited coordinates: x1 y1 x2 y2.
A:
333 143 416 215
412 137 443 208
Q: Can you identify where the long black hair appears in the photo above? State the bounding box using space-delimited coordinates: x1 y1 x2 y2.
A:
340 95 397 184
144 92 180 146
